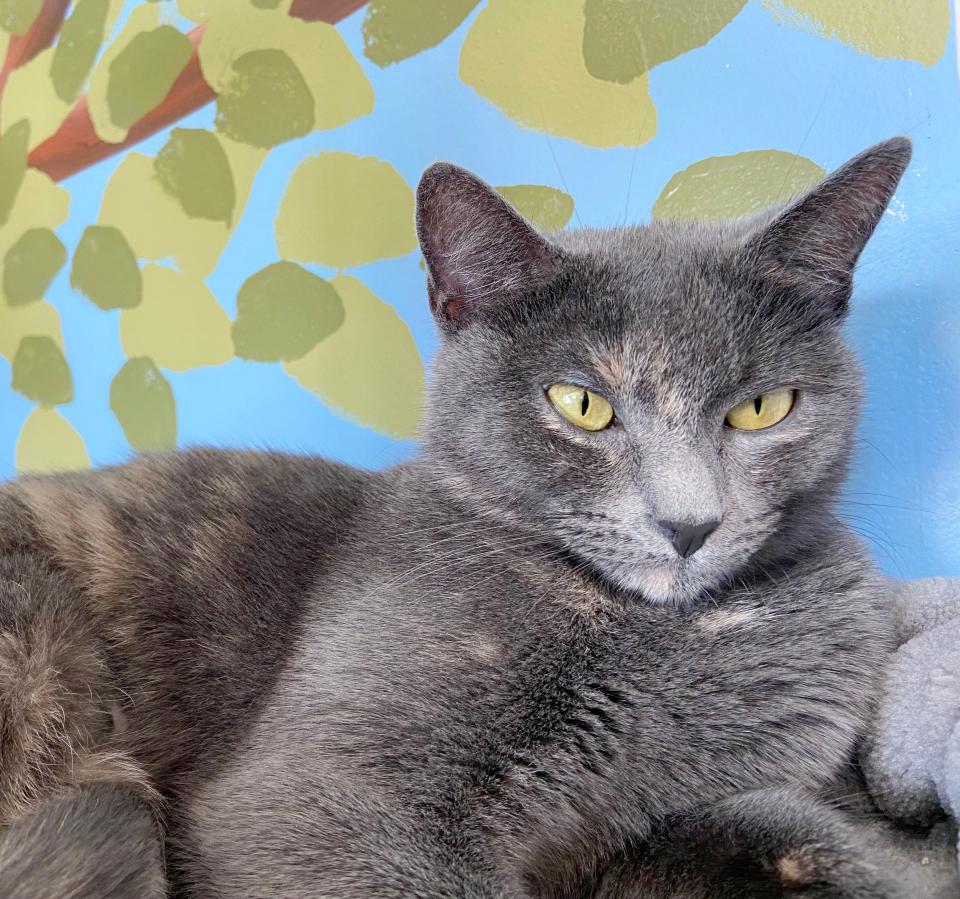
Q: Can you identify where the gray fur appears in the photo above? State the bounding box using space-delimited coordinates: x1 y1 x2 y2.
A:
0 138 920 897
0 784 166 898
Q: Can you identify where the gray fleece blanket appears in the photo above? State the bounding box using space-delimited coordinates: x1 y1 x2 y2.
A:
861 577 960 896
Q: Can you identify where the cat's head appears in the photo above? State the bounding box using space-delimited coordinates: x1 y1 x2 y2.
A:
416 139 911 607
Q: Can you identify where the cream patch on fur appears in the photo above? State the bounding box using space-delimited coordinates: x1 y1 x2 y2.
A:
633 566 677 604
590 344 635 391
776 847 821 887
698 607 762 633
655 386 688 421
456 635 502 663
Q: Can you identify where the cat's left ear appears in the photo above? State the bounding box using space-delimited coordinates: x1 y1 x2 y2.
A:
416 163 563 332
749 136 912 316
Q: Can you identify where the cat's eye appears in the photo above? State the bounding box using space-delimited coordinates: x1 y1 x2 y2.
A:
725 388 796 431
547 384 614 431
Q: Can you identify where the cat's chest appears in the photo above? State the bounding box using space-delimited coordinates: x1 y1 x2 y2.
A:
283 570 887 798
485 588 889 832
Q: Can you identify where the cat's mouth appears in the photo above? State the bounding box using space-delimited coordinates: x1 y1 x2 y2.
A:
546 510 730 607
628 561 705 606
592 550 722 608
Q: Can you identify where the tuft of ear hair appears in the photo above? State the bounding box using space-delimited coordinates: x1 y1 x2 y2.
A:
416 163 563 332
749 136 912 316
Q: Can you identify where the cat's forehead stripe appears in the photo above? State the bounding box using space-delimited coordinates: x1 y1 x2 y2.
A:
588 342 636 389
587 342 700 424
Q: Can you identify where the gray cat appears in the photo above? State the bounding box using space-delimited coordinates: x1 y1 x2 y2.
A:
0 138 916 897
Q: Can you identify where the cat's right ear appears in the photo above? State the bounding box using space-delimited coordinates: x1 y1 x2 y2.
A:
416 163 563 332
747 136 912 318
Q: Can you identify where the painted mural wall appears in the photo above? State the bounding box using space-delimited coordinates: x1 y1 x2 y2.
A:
0 0 957 580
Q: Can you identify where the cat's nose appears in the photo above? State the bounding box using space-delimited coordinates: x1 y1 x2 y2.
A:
657 518 720 559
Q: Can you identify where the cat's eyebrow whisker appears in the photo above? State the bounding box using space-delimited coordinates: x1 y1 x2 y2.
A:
536 101 583 231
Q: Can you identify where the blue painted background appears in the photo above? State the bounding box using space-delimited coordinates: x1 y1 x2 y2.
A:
1 1 958 580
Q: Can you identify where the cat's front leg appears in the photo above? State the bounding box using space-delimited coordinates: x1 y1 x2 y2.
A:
592 787 903 899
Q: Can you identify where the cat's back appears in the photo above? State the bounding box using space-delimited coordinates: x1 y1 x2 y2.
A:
0 448 385 782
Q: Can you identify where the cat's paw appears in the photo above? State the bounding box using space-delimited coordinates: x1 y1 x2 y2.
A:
595 789 909 899
593 843 901 899
767 843 902 898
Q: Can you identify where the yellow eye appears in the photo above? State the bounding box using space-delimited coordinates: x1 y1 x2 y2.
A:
547 384 614 431
725 388 796 431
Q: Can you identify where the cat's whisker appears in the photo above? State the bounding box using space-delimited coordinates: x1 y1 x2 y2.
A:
840 491 933 515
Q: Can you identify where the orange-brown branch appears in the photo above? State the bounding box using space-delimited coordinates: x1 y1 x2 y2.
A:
291 0 368 22
28 0 370 182
0 0 70 116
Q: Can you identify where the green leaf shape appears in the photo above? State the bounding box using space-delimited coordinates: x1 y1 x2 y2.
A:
652 150 826 221
233 262 345 362
4 168 70 236
71 225 142 310
155 128 236 225
0 168 70 295
251 0 284 7
276 152 416 268
583 0 746 84
110 356 177 452
87 3 157 142
215 48 314 149
100 145 264 279
106 26 193 130
460 0 656 148
762 0 949 66
11 335 72 406
4 228 66 306
120 265 232 371
197 1 373 133
363 0 481 67
0 120 29 227
496 185 574 231
2 48 70 150
0 300 62 362
285 275 424 439
0 0 41 35
16 408 89 473
51 0 119 103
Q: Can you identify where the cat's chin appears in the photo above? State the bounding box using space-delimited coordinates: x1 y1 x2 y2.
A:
610 562 714 608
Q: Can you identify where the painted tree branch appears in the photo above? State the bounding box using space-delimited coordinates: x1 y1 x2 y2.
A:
0 0 70 120
27 0 370 182
290 0 368 21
